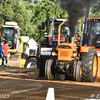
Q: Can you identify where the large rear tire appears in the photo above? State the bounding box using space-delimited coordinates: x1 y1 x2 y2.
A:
81 48 98 82
45 59 54 80
24 58 37 69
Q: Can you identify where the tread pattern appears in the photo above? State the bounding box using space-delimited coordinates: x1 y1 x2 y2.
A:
45 60 48 79
76 61 82 82
81 48 98 82
45 59 54 80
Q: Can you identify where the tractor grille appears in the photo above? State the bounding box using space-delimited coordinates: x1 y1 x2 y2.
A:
58 49 72 61
59 51 69 57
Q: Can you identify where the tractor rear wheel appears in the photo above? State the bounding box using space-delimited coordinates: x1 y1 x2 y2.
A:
81 48 98 82
45 59 54 80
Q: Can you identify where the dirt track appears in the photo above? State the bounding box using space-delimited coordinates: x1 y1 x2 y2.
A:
0 68 100 100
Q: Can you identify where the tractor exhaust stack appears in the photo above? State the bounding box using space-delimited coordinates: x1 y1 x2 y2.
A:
71 37 74 44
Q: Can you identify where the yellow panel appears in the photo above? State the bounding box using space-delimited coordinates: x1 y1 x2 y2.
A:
97 57 100 78
20 59 26 68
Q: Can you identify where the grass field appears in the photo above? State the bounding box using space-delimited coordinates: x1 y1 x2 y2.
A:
0 66 19 70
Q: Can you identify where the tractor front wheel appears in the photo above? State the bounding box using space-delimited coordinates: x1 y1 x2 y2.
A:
45 60 48 79
45 59 54 80
73 61 82 82
76 61 82 82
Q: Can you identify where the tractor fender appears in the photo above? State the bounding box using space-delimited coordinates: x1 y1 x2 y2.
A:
26 55 37 60
80 46 90 53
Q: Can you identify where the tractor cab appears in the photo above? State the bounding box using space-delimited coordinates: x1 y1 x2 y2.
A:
41 18 70 48
53 19 71 46
1 22 21 50
87 18 100 48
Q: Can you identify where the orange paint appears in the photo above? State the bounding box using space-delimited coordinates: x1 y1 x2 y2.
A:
57 43 76 61
58 48 73 61
90 18 100 21
80 46 89 53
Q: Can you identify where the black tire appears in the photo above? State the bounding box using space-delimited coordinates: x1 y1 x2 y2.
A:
46 59 54 80
73 61 82 82
81 48 98 82
76 61 82 82
73 61 77 80
24 58 37 68
45 60 48 79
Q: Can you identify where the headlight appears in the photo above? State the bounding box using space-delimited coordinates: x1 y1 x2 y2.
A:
52 52 57 56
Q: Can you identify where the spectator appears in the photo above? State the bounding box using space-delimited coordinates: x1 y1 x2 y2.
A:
0 41 4 67
2 41 9 66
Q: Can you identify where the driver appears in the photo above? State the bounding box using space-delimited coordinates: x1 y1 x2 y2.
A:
89 28 97 46
96 27 100 34
64 27 70 42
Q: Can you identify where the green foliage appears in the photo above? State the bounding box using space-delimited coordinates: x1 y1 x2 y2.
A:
31 0 68 41
90 2 100 18
22 0 33 3
34 0 39 4
0 0 68 42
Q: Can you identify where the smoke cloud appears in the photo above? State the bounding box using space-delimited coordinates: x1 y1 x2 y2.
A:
60 0 98 37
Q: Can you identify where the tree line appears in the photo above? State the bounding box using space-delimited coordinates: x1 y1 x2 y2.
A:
0 0 68 42
0 0 99 42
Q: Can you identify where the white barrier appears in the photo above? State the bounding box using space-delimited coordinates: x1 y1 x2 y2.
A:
46 88 55 100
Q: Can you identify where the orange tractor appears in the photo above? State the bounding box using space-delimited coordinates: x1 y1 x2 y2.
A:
45 18 100 82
